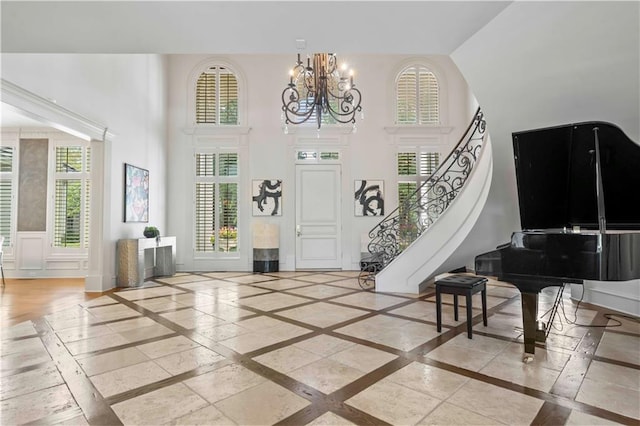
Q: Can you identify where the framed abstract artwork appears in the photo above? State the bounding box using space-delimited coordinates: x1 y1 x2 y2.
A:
252 179 282 216
124 163 149 222
354 180 384 216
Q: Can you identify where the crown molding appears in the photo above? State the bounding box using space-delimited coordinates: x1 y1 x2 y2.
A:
1 78 114 141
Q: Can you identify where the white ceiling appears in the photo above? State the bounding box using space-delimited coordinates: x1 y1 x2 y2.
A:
1 1 511 130
1 1 511 54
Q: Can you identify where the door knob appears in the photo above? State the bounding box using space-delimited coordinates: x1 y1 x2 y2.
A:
296 225 301 237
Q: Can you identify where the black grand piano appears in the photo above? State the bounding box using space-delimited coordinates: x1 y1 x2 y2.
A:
475 121 640 361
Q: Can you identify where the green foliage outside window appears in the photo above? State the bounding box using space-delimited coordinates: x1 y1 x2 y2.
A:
195 152 239 253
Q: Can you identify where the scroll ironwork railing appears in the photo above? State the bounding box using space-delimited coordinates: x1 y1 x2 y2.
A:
359 107 487 289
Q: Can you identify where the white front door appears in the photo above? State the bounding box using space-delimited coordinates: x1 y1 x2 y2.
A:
295 164 342 269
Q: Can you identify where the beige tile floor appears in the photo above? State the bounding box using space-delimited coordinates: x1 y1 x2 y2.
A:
1 271 639 425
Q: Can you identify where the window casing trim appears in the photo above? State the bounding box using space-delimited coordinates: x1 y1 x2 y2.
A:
389 57 449 128
48 138 91 254
0 132 18 256
192 145 241 258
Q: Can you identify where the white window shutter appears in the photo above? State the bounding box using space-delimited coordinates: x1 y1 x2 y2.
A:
396 66 439 125
196 67 239 125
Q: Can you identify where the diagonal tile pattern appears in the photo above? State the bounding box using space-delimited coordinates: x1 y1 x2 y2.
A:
1 272 638 425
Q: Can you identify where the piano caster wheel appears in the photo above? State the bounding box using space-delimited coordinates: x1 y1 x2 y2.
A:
523 354 534 364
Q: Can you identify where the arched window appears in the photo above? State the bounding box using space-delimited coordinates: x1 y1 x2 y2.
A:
396 65 439 125
196 66 239 125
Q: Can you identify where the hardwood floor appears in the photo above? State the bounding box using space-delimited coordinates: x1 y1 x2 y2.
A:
0 278 109 327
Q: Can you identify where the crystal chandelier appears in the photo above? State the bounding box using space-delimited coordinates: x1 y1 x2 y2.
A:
281 53 363 131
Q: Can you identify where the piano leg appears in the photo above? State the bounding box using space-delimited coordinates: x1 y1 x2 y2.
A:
521 292 539 363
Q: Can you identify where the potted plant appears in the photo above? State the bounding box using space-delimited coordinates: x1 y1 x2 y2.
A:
219 226 237 240
143 226 160 238
218 226 238 252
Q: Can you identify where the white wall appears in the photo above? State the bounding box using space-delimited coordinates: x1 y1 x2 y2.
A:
1 52 474 282
453 1 639 249
452 1 640 314
2 54 169 289
167 54 473 272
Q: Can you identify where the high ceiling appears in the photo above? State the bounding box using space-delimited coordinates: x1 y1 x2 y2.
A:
1 1 512 128
1 1 511 54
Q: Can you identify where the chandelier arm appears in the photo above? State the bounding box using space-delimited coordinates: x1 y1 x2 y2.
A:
281 86 300 108
282 85 318 124
281 85 312 111
283 105 317 123
283 109 316 122
328 88 362 108
323 108 358 124
324 89 362 123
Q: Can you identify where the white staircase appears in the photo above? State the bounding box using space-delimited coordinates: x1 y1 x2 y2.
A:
374 135 493 294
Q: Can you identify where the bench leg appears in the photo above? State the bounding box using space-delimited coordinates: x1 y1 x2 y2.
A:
482 289 488 326
453 294 458 321
436 287 442 332
466 293 473 338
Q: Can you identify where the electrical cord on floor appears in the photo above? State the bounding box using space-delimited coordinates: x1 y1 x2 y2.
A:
537 283 640 331
536 285 567 332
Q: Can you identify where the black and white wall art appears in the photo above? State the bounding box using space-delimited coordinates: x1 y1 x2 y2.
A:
354 180 384 216
252 179 282 216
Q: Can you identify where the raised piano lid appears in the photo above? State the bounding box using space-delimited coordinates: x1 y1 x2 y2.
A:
512 121 640 231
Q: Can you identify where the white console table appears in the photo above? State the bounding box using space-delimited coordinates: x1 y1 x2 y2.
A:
116 236 176 287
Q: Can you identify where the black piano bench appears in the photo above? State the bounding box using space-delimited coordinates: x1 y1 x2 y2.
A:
435 275 488 339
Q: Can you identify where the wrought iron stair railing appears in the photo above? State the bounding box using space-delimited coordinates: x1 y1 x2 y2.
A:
359 107 487 289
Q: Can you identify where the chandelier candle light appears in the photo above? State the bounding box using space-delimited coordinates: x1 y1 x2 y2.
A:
281 53 363 131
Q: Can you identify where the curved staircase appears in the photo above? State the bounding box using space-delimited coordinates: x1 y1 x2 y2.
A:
360 107 493 294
